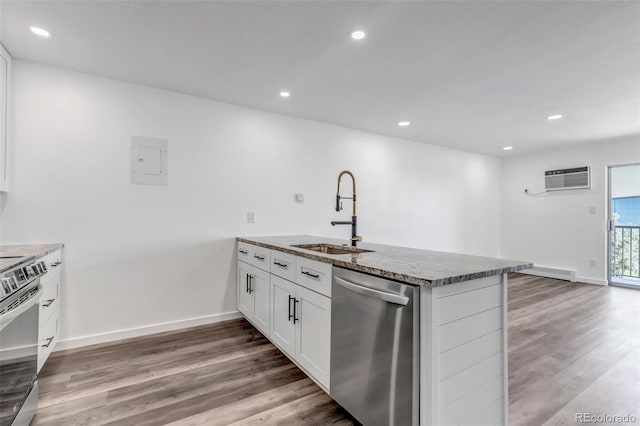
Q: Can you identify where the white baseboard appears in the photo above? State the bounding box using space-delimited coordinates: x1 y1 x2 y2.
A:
520 266 607 286
520 265 576 281
575 276 607 286
54 310 242 351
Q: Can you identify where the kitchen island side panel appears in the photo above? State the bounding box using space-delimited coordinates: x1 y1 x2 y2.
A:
421 274 507 426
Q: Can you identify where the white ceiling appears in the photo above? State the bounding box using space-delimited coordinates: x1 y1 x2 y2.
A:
1 1 639 156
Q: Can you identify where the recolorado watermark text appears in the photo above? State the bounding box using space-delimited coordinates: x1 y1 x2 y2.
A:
576 413 637 424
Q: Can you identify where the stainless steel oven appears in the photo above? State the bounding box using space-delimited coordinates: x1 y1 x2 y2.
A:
0 258 44 426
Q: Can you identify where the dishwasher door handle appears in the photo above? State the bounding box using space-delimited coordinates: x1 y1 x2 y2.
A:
335 277 409 306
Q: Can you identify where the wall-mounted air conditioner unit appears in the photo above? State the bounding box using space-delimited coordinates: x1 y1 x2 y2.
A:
545 166 590 191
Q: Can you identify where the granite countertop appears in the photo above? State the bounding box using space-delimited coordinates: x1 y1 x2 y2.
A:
237 235 532 287
0 243 64 259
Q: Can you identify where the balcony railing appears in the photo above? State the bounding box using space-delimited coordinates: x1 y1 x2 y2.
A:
611 225 640 279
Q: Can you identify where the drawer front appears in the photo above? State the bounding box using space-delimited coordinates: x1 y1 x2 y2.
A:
249 244 271 271
270 251 296 282
40 263 61 285
40 250 63 271
39 275 60 327
237 242 252 263
38 311 59 373
296 257 332 297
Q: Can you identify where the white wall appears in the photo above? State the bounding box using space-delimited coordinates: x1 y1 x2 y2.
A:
500 137 640 285
0 61 501 347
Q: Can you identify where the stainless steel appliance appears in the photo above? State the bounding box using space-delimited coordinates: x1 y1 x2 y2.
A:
331 267 419 426
0 257 44 426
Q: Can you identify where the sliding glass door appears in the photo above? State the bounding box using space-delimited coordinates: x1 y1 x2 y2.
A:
608 164 640 288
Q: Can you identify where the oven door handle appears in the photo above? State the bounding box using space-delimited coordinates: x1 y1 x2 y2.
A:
0 284 43 332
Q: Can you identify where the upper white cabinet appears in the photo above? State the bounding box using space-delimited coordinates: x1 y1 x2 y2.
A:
0 44 11 192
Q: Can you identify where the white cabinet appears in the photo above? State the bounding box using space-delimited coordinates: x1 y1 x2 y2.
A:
252 267 270 333
237 260 270 337
237 241 333 390
270 272 331 389
294 285 331 387
237 261 253 317
270 275 296 357
37 249 63 372
296 256 332 297
0 44 11 191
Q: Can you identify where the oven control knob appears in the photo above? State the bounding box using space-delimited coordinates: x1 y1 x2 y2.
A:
3 277 18 291
22 266 33 278
30 265 40 276
39 261 48 273
0 278 12 295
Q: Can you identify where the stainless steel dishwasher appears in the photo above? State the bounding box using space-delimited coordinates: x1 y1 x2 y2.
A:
331 267 419 426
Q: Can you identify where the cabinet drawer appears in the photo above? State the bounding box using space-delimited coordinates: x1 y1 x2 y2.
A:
270 251 296 282
237 242 252 263
38 311 58 373
296 257 332 297
40 250 63 271
39 275 59 327
40 263 61 285
249 245 271 271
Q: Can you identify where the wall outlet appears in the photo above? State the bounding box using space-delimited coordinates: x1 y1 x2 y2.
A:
588 259 596 267
246 211 255 223
294 193 304 203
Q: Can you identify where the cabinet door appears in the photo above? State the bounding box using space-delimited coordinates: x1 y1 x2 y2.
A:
39 271 60 327
237 261 253 318
295 285 331 389
251 267 271 336
270 275 296 357
38 311 58 373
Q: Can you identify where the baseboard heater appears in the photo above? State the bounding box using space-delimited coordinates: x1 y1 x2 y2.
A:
520 265 576 282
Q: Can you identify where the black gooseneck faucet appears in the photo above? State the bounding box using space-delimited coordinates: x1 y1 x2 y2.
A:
330 170 362 247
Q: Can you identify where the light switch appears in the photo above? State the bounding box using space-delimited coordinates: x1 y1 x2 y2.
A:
294 193 304 202
131 136 168 186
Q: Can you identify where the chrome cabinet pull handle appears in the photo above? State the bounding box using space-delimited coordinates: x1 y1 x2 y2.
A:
42 298 55 307
288 295 293 321
248 275 254 294
42 336 55 348
253 255 265 260
246 273 249 293
274 261 288 269
301 270 320 279
239 249 248 255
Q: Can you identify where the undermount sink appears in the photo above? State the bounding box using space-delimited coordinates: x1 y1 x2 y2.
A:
292 243 374 255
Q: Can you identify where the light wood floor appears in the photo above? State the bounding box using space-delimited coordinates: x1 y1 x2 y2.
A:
508 274 640 426
33 274 640 425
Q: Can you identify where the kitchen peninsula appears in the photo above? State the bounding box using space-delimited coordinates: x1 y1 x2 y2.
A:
236 235 532 426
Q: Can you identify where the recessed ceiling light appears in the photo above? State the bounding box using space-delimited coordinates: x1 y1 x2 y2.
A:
398 121 411 127
351 30 366 40
279 91 290 98
503 146 513 151
29 26 51 38
546 114 563 120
